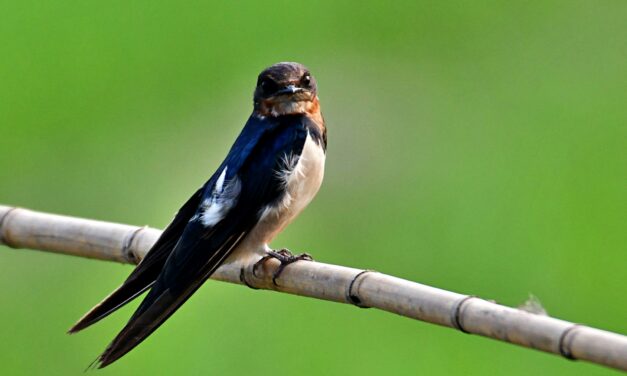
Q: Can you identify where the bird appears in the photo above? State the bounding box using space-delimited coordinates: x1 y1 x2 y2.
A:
68 62 327 368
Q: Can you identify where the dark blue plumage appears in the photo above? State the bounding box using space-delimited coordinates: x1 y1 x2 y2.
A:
69 62 327 368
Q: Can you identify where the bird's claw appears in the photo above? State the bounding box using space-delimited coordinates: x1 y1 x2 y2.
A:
253 248 313 285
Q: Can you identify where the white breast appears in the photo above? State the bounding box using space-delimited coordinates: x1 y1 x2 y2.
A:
228 133 325 262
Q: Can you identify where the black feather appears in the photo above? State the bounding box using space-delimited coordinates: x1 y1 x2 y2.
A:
68 187 205 333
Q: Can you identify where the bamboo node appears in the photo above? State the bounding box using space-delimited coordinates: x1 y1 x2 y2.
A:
451 295 477 333
346 270 375 308
558 324 580 361
0 206 20 248
121 226 147 264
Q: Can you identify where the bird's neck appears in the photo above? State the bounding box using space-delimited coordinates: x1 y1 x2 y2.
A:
255 97 326 143
255 97 318 117
304 98 326 148
304 97 324 129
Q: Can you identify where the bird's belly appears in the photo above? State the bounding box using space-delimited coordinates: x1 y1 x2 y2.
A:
228 134 325 262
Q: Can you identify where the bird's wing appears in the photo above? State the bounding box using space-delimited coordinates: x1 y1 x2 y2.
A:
97 115 311 368
70 115 276 334
68 186 205 333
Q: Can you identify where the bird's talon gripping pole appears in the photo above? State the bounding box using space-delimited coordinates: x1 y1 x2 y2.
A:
252 249 314 286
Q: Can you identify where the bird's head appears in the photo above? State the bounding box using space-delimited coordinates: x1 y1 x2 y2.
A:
253 62 319 118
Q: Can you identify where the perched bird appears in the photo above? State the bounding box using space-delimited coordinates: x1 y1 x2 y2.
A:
69 62 327 368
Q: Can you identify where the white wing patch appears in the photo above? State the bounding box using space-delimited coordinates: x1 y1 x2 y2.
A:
198 167 241 227
215 167 227 192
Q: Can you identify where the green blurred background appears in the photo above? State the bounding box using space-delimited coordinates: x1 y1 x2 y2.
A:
0 1 625 375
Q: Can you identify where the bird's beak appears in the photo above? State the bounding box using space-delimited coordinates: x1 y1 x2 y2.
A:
275 85 304 96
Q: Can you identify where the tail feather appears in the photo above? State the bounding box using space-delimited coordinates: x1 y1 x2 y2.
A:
68 236 179 333
68 187 204 333
96 231 246 368
68 274 156 334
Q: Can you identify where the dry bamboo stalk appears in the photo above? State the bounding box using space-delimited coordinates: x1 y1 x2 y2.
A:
1 205 626 371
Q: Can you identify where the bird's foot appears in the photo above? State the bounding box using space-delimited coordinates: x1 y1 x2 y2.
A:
253 249 313 285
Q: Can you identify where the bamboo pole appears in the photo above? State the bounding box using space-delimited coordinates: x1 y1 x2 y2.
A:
0 205 625 372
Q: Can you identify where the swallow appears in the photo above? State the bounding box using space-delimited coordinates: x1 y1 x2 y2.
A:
69 62 327 368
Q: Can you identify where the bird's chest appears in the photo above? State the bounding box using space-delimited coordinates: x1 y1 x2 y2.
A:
282 134 325 214
254 134 326 243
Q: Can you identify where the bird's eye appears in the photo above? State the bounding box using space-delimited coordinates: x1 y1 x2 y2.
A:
301 74 311 87
260 78 277 93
